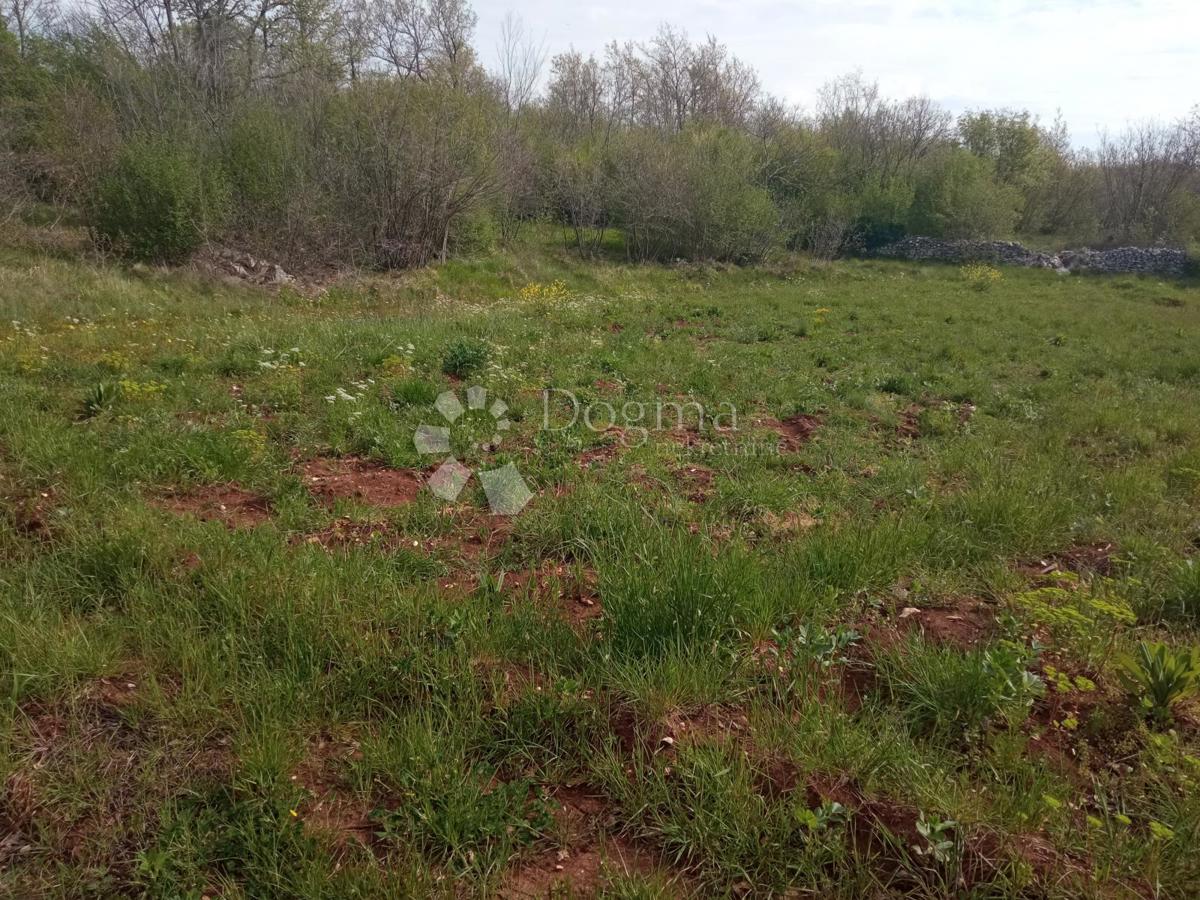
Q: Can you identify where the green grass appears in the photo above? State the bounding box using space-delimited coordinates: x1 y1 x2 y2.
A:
2 228 1200 896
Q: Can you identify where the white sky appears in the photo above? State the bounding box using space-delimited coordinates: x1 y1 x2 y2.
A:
473 0 1199 148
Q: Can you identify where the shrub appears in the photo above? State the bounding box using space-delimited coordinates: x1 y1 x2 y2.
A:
611 127 780 263
225 104 301 232
91 138 228 263
909 147 1021 239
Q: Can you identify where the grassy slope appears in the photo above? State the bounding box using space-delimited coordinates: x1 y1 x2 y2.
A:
1 232 1199 897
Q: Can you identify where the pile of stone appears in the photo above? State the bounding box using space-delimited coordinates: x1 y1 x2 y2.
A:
209 247 294 285
1057 246 1187 277
873 236 1189 277
873 237 1062 269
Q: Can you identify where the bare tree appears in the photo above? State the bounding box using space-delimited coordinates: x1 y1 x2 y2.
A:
5 0 59 56
494 11 543 113
1097 119 1199 242
336 0 374 81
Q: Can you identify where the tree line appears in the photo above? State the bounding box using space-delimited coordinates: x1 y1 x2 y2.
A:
2 0 1198 266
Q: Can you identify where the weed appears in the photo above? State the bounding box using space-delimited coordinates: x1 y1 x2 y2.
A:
1118 641 1200 726
79 380 121 418
960 262 1002 291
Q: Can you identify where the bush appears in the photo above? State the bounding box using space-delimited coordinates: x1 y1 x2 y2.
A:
91 138 228 262
611 127 780 263
225 104 302 233
909 147 1021 239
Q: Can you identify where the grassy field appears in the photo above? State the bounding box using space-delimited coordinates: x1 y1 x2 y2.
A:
2 229 1200 898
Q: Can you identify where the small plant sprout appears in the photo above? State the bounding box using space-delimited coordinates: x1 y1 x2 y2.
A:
1118 641 1200 727
914 814 958 864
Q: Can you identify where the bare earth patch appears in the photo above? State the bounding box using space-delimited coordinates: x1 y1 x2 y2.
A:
157 484 272 528
504 561 602 628
674 462 715 502
577 428 634 469
501 785 674 898
659 705 750 753
803 774 1084 890
294 517 398 552
502 835 664 898
756 413 820 452
301 456 424 507
1025 661 1140 778
894 597 998 648
290 734 374 853
757 509 820 538
1021 542 1118 579
425 508 514 563
4 485 61 541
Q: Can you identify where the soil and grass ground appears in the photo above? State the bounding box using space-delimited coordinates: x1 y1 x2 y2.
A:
2 227 1200 897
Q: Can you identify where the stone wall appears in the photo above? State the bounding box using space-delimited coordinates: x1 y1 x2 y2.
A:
873 236 1189 277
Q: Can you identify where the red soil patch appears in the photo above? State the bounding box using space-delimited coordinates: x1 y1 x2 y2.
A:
661 426 714 449
758 413 820 451
757 509 820 538
290 734 373 852
158 484 272 528
1021 542 1117 580
803 774 1082 889
578 428 635 469
502 836 664 899
894 404 923 440
4 690 232 872
501 785 675 898
750 637 877 714
295 517 398 551
835 660 879 714
301 456 424 507
1024 660 1139 777
475 658 554 704
425 508 514 562
674 462 715 502
894 598 997 649
81 674 142 709
6 488 60 541
660 705 750 753
504 561 602 628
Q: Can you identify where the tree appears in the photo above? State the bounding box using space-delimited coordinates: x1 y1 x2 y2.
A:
494 11 542 113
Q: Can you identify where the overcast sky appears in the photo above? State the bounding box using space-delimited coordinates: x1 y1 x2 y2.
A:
473 0 1198 148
